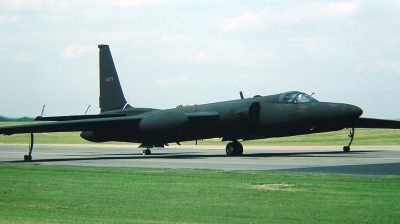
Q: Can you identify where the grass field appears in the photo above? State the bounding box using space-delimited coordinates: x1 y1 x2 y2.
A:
1 122 399 223
1 122 399 146
1 164 400 223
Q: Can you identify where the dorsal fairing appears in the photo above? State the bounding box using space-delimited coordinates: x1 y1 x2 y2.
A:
98 44 132 112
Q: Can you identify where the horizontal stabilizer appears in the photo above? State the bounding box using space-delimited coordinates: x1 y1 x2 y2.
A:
35 113 126 121
350 118 400 129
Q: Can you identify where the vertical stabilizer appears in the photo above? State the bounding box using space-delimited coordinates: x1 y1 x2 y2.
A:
98 44 132 112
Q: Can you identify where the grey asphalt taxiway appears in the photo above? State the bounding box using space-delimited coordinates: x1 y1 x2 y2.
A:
1 144 400 175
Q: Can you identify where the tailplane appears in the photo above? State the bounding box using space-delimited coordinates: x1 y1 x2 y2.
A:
98 44 132 112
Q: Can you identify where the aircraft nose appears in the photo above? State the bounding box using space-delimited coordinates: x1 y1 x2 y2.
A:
343 104 363 118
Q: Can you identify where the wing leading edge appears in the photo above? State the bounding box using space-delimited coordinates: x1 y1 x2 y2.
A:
34 113 126 121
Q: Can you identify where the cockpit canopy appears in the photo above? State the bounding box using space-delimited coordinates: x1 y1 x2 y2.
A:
279 91 318 103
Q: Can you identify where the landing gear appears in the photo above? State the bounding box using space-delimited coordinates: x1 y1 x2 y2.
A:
142 148 152 155
226 141 243 156
24 154 32 162
24 133 34 162
343 128 355 152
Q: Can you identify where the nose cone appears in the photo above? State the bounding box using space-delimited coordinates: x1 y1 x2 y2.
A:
343 104 363 118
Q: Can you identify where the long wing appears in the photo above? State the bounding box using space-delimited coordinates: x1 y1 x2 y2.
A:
350 118 400 129
34 113 126 121
0 116 143 135
0 112 220 136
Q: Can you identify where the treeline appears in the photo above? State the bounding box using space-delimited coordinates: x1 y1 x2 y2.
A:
0 116 34 122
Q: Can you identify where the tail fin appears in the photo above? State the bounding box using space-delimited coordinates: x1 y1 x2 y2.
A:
98 44 132 112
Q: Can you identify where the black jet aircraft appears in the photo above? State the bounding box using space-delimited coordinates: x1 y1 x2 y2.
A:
1 44 400 162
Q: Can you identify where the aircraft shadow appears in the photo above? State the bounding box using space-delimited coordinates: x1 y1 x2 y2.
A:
6 150 374 163
280 162 400 176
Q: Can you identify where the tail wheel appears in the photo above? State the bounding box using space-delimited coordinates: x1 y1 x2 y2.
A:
142 148 152 155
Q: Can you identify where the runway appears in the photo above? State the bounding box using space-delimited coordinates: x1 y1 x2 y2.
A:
1 144 400 175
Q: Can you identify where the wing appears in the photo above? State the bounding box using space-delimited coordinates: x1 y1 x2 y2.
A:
0 111 219 136
350 118 400 129
0 116 143 135
34 113 126 121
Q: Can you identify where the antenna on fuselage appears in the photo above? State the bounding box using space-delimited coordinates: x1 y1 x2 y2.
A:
85 105 91 115
235 86 249 99
40 105 46 117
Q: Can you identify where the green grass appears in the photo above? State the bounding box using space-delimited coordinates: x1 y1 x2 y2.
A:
1 121 400 223
1 122 399 146
1 164 399 223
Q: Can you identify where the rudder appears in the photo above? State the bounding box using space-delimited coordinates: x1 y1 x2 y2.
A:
98 44 132 112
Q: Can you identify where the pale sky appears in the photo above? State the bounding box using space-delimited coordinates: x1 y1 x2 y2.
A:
0 0 399 119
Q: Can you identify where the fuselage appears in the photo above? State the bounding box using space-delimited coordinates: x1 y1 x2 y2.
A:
80 91 363 146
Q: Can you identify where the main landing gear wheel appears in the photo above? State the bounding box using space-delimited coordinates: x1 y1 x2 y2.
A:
343 128 355 153
226 141 243 156
142 148 152 155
